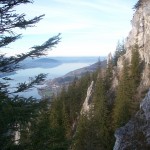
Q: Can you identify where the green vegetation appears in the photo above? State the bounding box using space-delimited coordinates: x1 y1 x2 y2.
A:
113 61 132 128
113 40 126 66
0 41 142 149
72 67 115 150
113 44 141 129
0 0 144 149
104 57 113 90
130 44 141 92
0 0 60 149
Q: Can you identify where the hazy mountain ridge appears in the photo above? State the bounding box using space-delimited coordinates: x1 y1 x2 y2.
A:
0 57 61 78
38 59 107 98
19 57 61 69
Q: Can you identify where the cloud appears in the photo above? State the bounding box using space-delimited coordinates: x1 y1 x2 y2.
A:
54 0 132 13
6 0 136 57
14 0 133 36
14 21 93 36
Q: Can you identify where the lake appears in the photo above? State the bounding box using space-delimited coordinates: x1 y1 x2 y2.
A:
3 57 100 99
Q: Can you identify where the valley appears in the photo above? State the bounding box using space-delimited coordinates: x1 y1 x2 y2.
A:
1 57 102 99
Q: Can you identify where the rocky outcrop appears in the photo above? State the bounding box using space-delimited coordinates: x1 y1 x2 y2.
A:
71 81 94 137
113 1 150 149
117 0 150 86
119 0 150 64
113 89 150 150
126 0 150 64
107 52 112 65
80 81 94 114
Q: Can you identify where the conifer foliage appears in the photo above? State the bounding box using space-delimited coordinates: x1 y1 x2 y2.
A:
0 0 60 149
113 40 126 66
72 69 114 150
113 43 141 129
130 44 141 91
10 43 141 149
92 76 112 149
0 0 144 149
26 74 91 150
113 61 132 128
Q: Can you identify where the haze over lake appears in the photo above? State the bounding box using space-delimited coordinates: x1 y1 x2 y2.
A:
3 57 102 98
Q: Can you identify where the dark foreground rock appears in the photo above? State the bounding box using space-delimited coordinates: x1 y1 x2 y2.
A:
114 89 150 150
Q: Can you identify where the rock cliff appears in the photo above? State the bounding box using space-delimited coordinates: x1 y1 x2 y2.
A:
114 0 150 149
80 81 94 114
117 0 150 87
113 89 150 150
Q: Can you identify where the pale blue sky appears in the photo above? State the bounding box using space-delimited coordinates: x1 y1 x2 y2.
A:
3 0 137 57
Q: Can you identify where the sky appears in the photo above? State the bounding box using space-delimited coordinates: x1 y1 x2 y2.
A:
3 0 137 57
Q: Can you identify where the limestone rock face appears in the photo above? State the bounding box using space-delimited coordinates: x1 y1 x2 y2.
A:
81 81 94 114
125 0 150 64
117 0 150 86
140 89 150 120
107 52 112 65
113 89 150 150
113 1 150 149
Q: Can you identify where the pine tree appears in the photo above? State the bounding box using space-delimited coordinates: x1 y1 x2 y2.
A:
113 43 141 129
72 114 97 150
92 76 113 150
0 0 60 148
29 110 52 150
113 40 126 66
29 97 69 150
104 59 113 90
130 43 141 93
129 43 142 112
113 61 132 128
49 98 69 150
72 74 113 150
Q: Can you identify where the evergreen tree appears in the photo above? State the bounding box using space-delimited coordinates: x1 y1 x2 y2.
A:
113 40 126 66
29 97 69 150
28 74 92 150
0 0 60 148
104 58 113 90
113 43 141 129
64 73 91 124
130 43 141 93
92 76 112 149
113 61 132 128
72 74 113 150
129 43 142 112
72 114 97 150
29 110 53 150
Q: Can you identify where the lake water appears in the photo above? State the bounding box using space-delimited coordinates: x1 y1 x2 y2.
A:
4 60 98 99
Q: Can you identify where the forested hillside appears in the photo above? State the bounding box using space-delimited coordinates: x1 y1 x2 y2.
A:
28 42 142 150
3 41 142 149
12 41 143 149
1 0 150 149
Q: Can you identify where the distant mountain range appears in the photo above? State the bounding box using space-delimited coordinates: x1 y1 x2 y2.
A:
20 57 61 69
50 56 105 63
0 57 62 78
19 56 104 69
0 57 105 79
38 59 107 98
